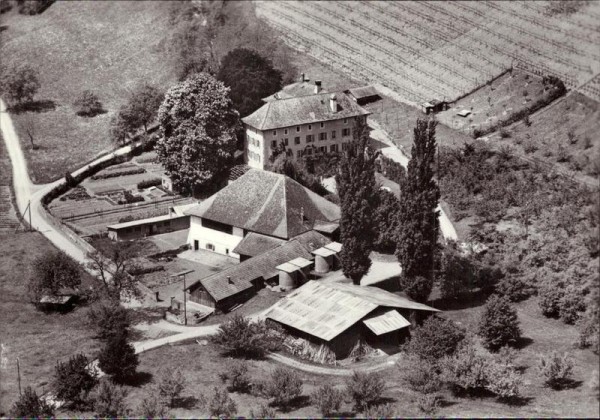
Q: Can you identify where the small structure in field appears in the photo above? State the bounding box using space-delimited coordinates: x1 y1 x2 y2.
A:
38 294 78 312
265 281 439 360
421 99 448 115
346 85 381 105
456 109 472 117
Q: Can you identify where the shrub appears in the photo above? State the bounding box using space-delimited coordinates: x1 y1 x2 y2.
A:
437 246 478 300
417 393 442 415
0 0 13 14
495 275 534 302
74 90 103 117
345 371 386 411
559 286 585 324
556 144 571 162
118 215 135 224
523 140 538 154
97 330 139 383
10 386 54 418
538 352 574 389
211 315 283 358
138 395 168 419
92 379 129 418
119 190 145 204
218 360 251 393
90 167 146 180
53 354 98 408
208 387 237 418
523 115 531 127
478 294 521 351
249 404 277 419
441 344 489 395
264 367 302 408
538 279 564 318
582 136 592 150
311 384 344 417
137 178 162 189
404 316 466 362
577 299 599 354
567 130 578 144
485 359 523 400
157 368 186 407
401 355 442 394
87 300 131 340
499 128 511 138
363 402 395 419
18 0 54 15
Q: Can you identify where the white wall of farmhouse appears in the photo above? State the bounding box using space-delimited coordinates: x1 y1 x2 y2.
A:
187 216 243 259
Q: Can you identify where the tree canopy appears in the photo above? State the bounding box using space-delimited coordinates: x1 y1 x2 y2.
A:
217 48 282 118
155 72 240 195
109 84 163 144
28 250 81 303
336 117 378 284
396 119 440 302
0 63 40 107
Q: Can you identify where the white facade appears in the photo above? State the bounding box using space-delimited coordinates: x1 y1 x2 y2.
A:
187 215 244 259
245 116 365 170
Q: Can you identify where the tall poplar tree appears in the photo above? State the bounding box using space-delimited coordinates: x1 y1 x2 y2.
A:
396 119 440 302
336 117 378 284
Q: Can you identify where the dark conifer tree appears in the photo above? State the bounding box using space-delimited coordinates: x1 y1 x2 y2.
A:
97 329 138 383
336 116 378 284
396 119 440 302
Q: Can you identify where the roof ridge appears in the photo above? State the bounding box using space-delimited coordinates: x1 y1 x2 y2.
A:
260 101 272 130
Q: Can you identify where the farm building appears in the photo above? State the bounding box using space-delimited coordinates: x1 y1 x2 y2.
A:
265 281 439 360
184 169 340 258
243 87 370 170
186 233 331 312
420 99 448 114
107 214 190 241
346 85 381 105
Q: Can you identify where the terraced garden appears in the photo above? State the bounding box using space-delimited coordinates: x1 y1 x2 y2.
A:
0 134 20 233
256 1 600 105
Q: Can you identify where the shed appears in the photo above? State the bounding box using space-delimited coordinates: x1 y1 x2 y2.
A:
38 294 78 312
347 86 381 105
421 99 448 115
456 109 472 117
107 214 190 241
312 245 339 273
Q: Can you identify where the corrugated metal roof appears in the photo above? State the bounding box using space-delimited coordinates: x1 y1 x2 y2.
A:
312 247 337 257
288 257 313 268
363 310 410 335
107 214 185 230
324 242 342 253
276 262 302 273
265 281 377 341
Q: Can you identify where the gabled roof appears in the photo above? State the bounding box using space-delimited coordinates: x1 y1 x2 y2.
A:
242 91 370 131
347 85 380 100
232 232 286 258
185 169 340 240
262 81 328 102
187 238 316 302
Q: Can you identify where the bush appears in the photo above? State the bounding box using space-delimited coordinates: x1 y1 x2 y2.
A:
157 368 186 407
311 384 344 417
437 245 479 300
499 128 511 138
441 344 489 395
208 387 237 418
18 0 54 15
485 358 523 400
398 274 433 303
137 178 162 189
538 279 564 318
538 352 574 389
218 360 251 393
375 154 405 184
53 354 98 408
138 395 168 419
28 250 82 305
211 315 283 358
264 367 302 408
10 386 55 418
249 404 277 419
74 90 103 117
119 190 145 204
404 316 466 362
417 393 442 415
92 379 129 418
97 330 139 383
478 294 521 351
363 403 395 419
0 0 13 14
495 276 534 302
345 371 386 412
559 285 585 324
87 300 131 340
401 355 442 394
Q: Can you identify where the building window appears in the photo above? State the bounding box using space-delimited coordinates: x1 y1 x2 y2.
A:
284 128 288 135
306 134 314 143
306 148 313 156
294 136 300 145
284 138 289 146
330 144 338 152
308 124 312 131
320 122 324 128
202 218 233 234
319 132 327 141
342 128 351 137
342 143 349 151
319 146 326 153
344 118 348 124
273 130 277 136
296 126 300 132
332 130 336 139
206 243 215 251
286 149 292 156
297 150 303 158
271 140 276 148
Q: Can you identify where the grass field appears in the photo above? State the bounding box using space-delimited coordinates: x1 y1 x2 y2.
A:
0 232 100 415
0 1 178 183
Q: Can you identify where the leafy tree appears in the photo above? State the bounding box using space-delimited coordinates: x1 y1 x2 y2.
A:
373 189 401 253
217 48 282 118
208 387 237 418
127 84 164 133
0 63 40 106
478 294 521 351
401 355 442 394
363 402 396 418
538 352 574 390
578 285 599 354
155 72 239 195
437 244 478 300
495 275 535 302
87 299 131 340
404 316 465 362
157 367 186 408
218 360 251 393
28 250 81 303
109 107 136 145
267 151 329 196
92 379 129 418
211 315 283 358
249 404 277 419
73 90 103 117
53 354 98 408
138 395 168 419
97 329 139 383
345 371 386 412
336 116 378 284
311 384 344 417
417 393 442 415
264 367 302 409
396 119 440 302
10 386 54 418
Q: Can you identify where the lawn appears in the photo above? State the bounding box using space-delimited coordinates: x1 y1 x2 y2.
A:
0 1 178 183
0 232 100 414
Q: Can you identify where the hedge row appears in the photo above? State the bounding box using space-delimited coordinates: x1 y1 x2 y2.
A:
137 178 162 189
473 77 566 139
375 154 406 185
90 167 145 180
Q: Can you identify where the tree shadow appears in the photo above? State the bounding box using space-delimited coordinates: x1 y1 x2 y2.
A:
76 108 108 118
438 398 457 408
553 379 584 391
122 371 153 387
0 25 7 33
274 395 311 413
330 411 356 418
11 100 57 114
513 336 534 350
173 396 200 409
499 395 535 406
434 288 494 311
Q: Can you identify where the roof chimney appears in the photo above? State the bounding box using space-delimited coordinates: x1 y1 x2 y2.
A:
329 93 337 112
314 80 322 94
227 276 233 285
